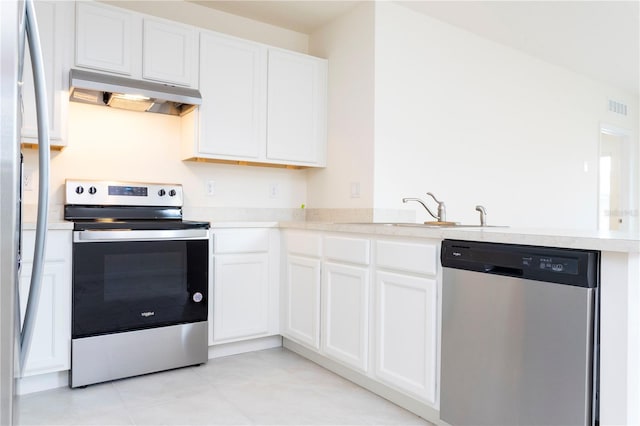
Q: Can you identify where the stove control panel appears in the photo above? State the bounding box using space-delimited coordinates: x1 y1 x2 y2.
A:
65 180 183 207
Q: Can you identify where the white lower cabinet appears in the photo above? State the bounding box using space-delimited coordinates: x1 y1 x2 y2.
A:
283 255 321 349
211 228 279 345
373 238 439 405
321 262 369 372
281 231 441 412
213 253 269 341
375 271 438 405
19 230 71 377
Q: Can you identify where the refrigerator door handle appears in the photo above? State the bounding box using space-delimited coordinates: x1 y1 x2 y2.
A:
19 0 50 372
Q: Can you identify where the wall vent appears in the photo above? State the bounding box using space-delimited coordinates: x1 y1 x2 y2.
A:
608 99 628 116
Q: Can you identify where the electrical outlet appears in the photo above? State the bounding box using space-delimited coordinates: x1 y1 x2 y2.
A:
23 168 34 191
350 182 360 198
269 183 279 199
206 180 216 196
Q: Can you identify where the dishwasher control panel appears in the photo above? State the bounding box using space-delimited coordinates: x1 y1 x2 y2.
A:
522 255 579 275
441 239 599 288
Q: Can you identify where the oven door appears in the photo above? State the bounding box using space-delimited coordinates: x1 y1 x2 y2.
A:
72 229 209 339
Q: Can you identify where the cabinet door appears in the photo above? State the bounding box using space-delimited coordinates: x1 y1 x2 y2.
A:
19 231 71 377
375 271 438 405
212 253 269 343
21 1 70 147
75 2 141 76
143 19 197 87
266 49 327 165
322 262 369 372
284 255 321 349
198 32 266 159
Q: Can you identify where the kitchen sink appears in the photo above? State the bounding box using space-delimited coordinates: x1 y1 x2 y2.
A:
339 222 508 228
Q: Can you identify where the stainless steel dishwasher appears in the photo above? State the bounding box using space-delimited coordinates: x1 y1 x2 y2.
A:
440 239 599 426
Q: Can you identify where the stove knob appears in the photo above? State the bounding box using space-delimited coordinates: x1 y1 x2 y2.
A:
88 186 97 195
158 189 166 196
192 292 203 303
169 189 177 197
75 186 84 194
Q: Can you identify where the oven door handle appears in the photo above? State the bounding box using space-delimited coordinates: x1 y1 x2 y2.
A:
73 229 210 242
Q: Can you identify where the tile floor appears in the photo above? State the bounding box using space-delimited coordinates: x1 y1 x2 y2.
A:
18 348 433 426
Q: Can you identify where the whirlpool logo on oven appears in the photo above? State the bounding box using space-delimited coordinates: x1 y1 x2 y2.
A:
141 311 155 318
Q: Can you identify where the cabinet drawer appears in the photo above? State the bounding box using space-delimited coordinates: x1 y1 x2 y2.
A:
324 236 370 265
375 240 437 276
286 231 321 258
21 230 71 263
213 228 269 253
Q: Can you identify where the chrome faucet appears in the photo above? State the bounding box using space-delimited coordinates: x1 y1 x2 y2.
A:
475 205 487 226
402 192 447 222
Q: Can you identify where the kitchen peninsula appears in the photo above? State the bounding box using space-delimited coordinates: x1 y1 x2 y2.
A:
19 218 640 425
277 221 640 426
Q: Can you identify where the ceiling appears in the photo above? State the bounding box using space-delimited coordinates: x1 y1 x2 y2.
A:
189 1 362 33
190 1 640 95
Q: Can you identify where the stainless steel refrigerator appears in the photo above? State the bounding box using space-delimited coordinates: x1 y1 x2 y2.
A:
1 0 50 424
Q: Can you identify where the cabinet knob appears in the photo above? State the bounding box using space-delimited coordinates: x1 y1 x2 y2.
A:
192 292 203 303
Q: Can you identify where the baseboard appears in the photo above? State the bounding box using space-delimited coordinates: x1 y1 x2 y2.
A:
17 371 69 395
208 335 282 359
283 338 444 425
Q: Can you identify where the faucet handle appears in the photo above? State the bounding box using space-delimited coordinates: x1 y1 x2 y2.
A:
426 192 443 205
475 205 487 226
427 192 446 222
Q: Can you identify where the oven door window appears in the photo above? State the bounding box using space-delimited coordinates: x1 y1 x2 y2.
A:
72 239 208 338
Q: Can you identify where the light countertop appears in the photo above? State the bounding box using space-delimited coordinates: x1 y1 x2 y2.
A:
280 222 640 254
23 219 639 253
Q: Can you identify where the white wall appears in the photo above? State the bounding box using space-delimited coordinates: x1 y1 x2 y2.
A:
371 2 639 229
23 103 307 215
100 0 309 53
307 3 376 210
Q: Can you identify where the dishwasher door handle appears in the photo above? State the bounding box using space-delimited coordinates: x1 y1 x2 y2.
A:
483 265 523 276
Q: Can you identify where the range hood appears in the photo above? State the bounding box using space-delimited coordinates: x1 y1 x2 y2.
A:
69 69 201 116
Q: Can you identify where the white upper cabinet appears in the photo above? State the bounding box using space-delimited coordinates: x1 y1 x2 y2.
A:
266 49 327 166
196 32 266 159
21 0 72 148
75 2 198 88
143 19 198 87
75 2 141 76
182 36 327 168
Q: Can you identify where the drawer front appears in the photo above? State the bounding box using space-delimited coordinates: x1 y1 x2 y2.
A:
213 228 270 253
286 231 322 258
376 240 438 276
324 236 370 265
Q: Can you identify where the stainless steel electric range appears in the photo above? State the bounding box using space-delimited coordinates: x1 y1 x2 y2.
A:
64 180 210 388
